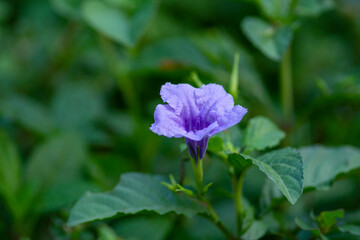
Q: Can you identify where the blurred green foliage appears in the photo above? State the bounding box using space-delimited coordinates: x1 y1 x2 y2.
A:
0 0 360 239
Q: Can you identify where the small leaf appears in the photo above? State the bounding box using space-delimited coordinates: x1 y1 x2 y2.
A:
316 209 344 234
257 0 291 21
339 224 360 236
243 116 285 152
295 217 322 237
239 148 303 204
82 0 157 47
241 17 293 61
242 220 267 240
68 173 206 226
300 146 360 190
295 217 317 231
295 0 335 17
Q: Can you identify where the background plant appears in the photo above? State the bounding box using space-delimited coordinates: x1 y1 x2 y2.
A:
0 0 360 239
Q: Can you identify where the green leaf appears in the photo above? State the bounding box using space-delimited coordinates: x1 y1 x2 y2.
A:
259 179 283 209
218 126 242 153
300 146 360 189
339 224 360 236
295 217 317 231
0 95 55 135
113 214 173 240
243 116 285 152
257 0 291 21
50 0 82 20
135 37 212 71
98 224 120 240
82 0 157 47
241 17 293 61
82 1 130 45
207 136 224 153
26 133 87 193
295 217 322 237
239 148 303 204
316 209 344 234
67 173 206 226
228 153 252 174
0 130 21 198
242 220 267 240
0 130 21 218
295 0 335 17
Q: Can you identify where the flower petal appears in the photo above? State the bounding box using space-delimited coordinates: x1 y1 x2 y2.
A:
150 104 187 138
209 105 248 136
160 82 199 118
195 84 235 121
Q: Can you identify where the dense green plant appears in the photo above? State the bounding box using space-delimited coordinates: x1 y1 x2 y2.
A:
0 0 359 239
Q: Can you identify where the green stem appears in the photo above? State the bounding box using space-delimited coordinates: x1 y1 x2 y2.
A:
233 172 246 237
280 45 294 124
190 157 203 194
200 197 236 240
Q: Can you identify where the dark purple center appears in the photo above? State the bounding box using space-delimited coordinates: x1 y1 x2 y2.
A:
184 115 211 162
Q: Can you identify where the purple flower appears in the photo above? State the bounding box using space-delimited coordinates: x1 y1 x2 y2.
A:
150 83 247 162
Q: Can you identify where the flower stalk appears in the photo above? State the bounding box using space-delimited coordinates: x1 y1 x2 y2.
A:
190 155 203 195
233 172 246 237
200 196 236 240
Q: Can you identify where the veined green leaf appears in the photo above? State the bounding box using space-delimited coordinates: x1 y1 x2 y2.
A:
67 173 206 226
237 148 303 204
243 116 285 152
